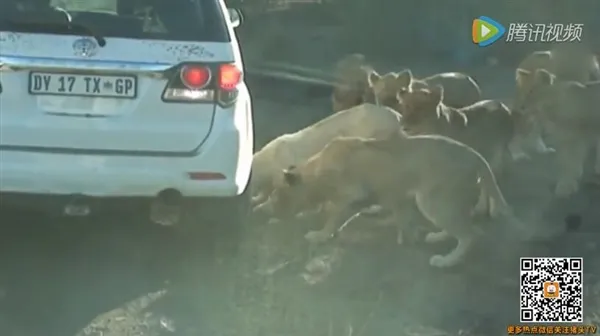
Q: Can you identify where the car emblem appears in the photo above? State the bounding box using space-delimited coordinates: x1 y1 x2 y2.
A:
72 38 98 57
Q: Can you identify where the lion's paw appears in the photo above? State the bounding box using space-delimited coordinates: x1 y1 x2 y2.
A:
305 230 333 244
511 151 531 161
429 254 461 268
555 178 579 198
296 212 309 219
362 204 384 215
424 231 450 244
396 230 403 245
472 195 488 216
532 138 555 155
538 146 555 155
251 194 266 205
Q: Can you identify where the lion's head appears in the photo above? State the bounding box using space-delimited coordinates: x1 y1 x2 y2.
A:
514 68 556 115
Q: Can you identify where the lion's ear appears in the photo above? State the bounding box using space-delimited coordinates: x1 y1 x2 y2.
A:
367 70 381 87
395 69 413 89
283 167 301 186
533 69 555 86
515 68 532 87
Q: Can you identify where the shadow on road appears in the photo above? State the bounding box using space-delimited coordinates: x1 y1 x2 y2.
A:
1 181 600 336
0 210 169 335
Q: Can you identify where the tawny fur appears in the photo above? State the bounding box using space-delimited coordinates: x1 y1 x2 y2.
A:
331 54 374 113
256 133 513 268
513 47 600 186
514 47 600 111
392 75 524 176
367 69 482 109
251 103 403 205
515 68 600 197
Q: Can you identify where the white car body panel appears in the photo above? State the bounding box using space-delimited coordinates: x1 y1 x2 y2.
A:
0 33 235 152
0 86 253 196
0 0 253 198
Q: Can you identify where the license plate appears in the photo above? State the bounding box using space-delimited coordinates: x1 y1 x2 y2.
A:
29 72 137 99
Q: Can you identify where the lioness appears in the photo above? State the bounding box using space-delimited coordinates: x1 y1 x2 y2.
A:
255 133 513 268
331 54 374 113
390 72 529 175
251 103 403 205
514 45 600 111
517 44 600 81
514 68 600 196
367 69 482 109
513 46 600 159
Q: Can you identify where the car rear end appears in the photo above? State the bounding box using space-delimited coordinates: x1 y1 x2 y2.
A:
0 0 253 219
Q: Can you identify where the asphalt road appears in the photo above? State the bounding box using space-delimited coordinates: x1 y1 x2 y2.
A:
1 73 599 336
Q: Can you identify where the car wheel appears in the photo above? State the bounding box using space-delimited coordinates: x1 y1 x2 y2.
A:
182 184 250 260
160 176 250 278
142 179 251 330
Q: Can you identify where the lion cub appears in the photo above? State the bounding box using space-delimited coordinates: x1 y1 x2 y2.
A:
390 72 523 175
251 103 403 206
514 45 600 111
367 69 482 109
515 68 600 197
331 54 374 113
514 46 600 184
256 132 513 268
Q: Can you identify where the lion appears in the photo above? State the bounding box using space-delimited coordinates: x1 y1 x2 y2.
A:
513 68 600 197
331 54 374 113
514 45 600 111
366 69 482 109
388 72 539 176
513 46 600 162
254 132 514 268
251 103 403 206
514 45 600 167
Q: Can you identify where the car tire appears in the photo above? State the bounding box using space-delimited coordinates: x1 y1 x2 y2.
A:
183 183 249 260
162 174 250 276
144 181 251 332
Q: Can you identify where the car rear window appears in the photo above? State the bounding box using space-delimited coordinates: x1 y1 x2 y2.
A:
0 0 231 42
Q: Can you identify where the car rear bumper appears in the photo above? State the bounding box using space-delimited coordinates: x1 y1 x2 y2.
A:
0 192 153 216
0 105 253 198
1 153 234 197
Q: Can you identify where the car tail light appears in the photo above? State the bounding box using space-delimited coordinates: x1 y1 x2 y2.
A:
217 63 242 107
162 63 242 106
181 65 211 89
219 64 242 91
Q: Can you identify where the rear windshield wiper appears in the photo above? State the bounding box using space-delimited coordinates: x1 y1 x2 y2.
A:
3 19 107 47
68 21 107 47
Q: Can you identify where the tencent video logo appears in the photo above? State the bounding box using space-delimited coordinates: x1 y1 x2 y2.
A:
472 16 506 47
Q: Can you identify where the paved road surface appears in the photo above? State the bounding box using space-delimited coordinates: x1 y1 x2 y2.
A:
1 73 599 336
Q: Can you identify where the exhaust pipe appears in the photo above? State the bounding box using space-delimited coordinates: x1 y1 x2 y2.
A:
64 194 91 217
150 189 183 226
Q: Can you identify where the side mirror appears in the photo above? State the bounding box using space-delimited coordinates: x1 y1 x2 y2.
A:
227 8 243 28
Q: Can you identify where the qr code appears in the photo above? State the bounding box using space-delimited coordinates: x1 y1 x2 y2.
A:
520 257 583 323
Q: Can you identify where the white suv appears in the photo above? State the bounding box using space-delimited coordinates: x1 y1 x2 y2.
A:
0 0 253 251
